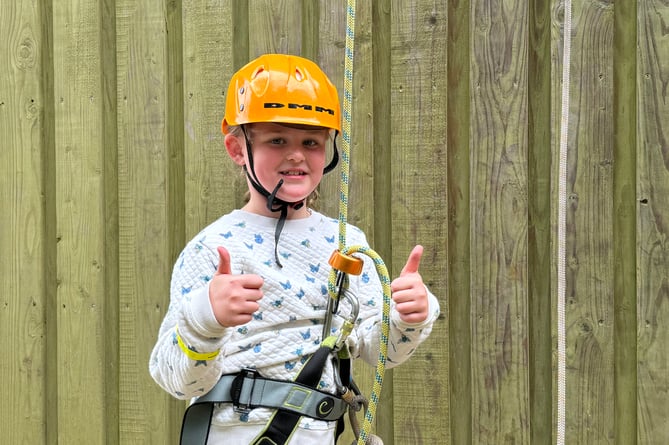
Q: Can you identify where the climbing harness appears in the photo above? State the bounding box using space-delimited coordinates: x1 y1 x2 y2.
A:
556 1 571 444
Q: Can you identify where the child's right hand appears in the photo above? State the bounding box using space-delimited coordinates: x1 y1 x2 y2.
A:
209 246 264 327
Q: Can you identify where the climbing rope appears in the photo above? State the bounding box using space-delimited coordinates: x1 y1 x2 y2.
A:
556 0 572 444
326 0 392 444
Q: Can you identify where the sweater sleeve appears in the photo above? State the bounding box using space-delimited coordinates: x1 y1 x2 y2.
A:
149 239 230 400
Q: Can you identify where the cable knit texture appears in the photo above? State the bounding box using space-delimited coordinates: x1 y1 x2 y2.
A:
149 209 440 435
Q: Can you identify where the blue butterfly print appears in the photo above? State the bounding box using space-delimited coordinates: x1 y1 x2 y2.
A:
254 234 264 244
284 361 296 371
263 259 272 267
305 275 315 283
295 289 305 299
361 272 370 283
171 332 178 345
301 239 311 248
244 242 254 250
325 235 335 244
253 344 262 353
272 298 284 308
280 280 292 290
280 251 291 260
201 275 212 283
181 286 192 295
238 343 253 352
253 312 263 321
235 222 246 228
237 327 248 335
320 285 328 295
309 263 320 273
294 346 304 357
220 231 233 239
300 329 311 340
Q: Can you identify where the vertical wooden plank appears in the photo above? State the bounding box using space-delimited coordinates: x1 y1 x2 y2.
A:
247 0 303 57
52 0 118 442
561 1 616 443
527 0 554 443
319 1 382 442
390 0 449 443
370 0 395 441
315 0 345 220
637 0 669 443
447 0 472 443
115 0 180 442
469 0 530 443
0 2 49 443
183 0 238 237
613 1 638 444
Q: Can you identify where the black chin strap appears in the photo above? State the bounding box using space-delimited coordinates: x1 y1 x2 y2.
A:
241 127 303 267
240 126 338 267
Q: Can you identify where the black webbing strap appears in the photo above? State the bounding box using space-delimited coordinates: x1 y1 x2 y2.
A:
250 345 334 445
179 344 338 445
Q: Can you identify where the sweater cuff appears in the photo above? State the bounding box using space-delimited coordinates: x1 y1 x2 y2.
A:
184 284 227 338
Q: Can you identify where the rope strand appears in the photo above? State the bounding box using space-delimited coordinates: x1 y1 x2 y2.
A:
329 1 391 443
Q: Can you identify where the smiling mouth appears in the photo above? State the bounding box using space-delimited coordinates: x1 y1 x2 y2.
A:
281 170 307 176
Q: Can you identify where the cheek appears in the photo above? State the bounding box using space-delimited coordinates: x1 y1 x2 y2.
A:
310 149 327 167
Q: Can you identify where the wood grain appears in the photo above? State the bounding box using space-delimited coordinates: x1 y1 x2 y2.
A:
637 0 669 443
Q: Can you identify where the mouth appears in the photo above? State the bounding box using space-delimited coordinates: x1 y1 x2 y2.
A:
280 170 307 177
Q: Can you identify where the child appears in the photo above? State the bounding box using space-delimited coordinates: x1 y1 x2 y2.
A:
149 53 440 444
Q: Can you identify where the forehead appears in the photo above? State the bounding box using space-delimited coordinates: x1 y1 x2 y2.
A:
248 122 329 135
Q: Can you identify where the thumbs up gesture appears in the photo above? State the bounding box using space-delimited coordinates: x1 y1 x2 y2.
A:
390 245 429 324
209 246 264 327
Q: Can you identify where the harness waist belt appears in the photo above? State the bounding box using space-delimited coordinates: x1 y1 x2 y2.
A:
199 368 347 422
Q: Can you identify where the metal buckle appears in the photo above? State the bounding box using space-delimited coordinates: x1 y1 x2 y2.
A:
230 367 258 414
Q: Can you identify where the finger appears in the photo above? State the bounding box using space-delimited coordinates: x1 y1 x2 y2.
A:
400 245 423 276
216 246 232 275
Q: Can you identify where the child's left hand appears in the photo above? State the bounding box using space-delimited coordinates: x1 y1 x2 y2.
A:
390 245 430 324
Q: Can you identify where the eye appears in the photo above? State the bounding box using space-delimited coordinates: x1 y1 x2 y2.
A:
302 139 321 148
269 137 286 145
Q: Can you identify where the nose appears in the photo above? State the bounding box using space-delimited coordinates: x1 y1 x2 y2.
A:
286 144 306 162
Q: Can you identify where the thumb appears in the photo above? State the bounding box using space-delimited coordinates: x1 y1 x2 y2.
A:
400 245 423 276
216 246 232 275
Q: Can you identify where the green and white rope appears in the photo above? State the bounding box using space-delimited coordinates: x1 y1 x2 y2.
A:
327 0 391 443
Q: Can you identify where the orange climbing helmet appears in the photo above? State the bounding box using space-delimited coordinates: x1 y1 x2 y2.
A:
221 54 341 134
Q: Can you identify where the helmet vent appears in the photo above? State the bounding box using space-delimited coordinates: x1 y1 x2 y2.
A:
295 68 303 81
252 67 265 79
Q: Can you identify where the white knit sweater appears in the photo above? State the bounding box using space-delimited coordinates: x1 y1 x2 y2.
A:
149 209 440 436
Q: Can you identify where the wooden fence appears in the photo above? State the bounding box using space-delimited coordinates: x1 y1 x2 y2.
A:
1 0 668 443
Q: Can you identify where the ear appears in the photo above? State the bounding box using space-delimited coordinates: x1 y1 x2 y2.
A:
225 133 246 166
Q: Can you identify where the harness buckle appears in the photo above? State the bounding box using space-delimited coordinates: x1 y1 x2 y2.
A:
230 367 259 414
